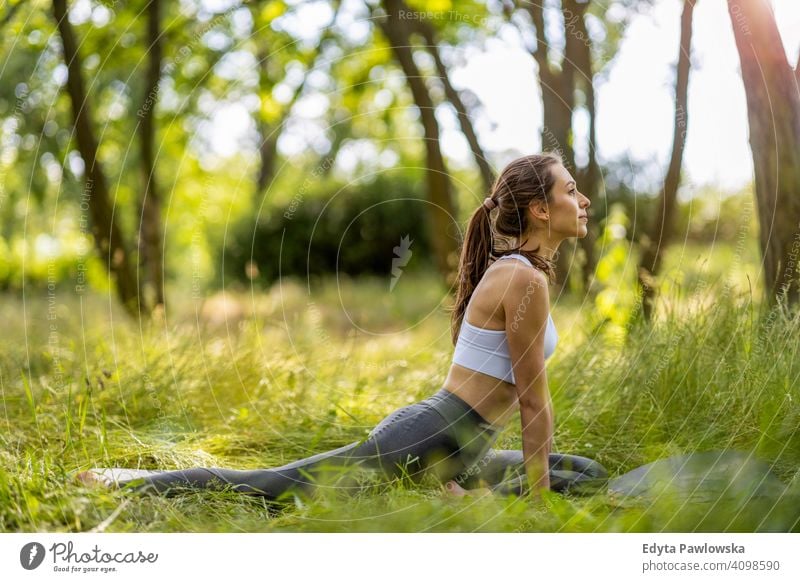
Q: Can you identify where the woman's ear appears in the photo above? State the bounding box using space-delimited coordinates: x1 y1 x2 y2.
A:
529 200 549 223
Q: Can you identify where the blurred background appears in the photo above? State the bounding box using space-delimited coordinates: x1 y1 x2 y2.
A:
2 0 798 322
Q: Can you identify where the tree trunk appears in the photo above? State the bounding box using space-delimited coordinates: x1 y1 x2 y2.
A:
727 0 800 307
256 132 279 195
320 117 349 179
526 1 576 171
638 0 696 320
524 0 579 294
254 63 308 195
413 18 496 193
52 0 139 316
575 121 600 297
377 0 460 281
138 0 165 311
568 0 599 295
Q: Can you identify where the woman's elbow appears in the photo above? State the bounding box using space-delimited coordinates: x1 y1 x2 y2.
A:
515 382 549 413
517 397 550 421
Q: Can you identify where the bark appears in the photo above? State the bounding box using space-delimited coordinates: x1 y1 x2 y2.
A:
412 18 496 193
569 0 600 294
638 0 695 320
52 0 139 316
138 0 165 310
375 0 461 281
522 0 579 293
727 0 800 306
522 1 578 170
256 131 279 195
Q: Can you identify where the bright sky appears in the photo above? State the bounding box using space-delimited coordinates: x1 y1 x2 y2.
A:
447 0 800 191
207 0 800 193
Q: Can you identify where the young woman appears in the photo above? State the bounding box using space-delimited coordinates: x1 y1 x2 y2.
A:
76 152 607 502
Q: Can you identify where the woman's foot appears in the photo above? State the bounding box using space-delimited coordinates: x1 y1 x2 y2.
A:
443 480 493 498
74 469 113 488
73 468 161 489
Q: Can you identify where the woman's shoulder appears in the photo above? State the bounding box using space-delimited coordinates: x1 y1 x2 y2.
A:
474 257 549 314
466 257 549 329
489 255 550 289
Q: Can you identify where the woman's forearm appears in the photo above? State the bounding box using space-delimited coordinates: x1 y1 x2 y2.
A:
519 401 552 494
548 395 555 455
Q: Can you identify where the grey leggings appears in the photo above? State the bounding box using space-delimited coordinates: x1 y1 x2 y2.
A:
116 388 607 501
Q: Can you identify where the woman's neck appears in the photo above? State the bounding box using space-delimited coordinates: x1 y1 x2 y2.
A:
518 230 563 261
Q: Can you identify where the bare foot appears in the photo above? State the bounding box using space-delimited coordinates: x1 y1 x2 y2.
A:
444 480 468 496
443 480 494 498
74 470 112 488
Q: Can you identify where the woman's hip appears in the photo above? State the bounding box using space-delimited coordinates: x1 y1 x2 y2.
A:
363 388 502 475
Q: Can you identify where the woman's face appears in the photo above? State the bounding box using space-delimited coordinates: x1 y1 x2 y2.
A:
533 163 591 238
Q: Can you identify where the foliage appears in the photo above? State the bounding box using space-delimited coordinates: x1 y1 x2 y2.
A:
222 170 434 286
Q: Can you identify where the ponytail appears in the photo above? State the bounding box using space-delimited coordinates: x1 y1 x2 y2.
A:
448 199 496 345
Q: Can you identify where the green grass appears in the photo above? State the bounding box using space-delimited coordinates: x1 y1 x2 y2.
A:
1 254 799 533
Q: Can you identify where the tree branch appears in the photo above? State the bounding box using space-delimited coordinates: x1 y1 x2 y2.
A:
639 0 696 319
522 0 553 84
410 9 495 191
254 0 344 194
0 0 25 31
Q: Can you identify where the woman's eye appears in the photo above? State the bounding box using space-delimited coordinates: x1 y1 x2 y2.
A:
569 189 577 196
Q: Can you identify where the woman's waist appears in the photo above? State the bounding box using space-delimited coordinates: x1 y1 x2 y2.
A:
442 366 518 428
424 386 508 433
415 388 500 458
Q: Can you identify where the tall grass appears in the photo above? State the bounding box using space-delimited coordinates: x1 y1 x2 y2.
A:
1 267 798 532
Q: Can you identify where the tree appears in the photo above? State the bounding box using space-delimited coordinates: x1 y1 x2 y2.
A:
0 1 25 31
504 0 589 294
412 16 496 193
518 0 577 166
249 0 344 199
638 0 696 320
138 0 166 311
565 0 600 294
371 0 461 282
727 0 800 306
52 0 140 316
506 0 653 295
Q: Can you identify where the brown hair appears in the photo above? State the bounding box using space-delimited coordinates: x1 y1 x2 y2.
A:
448 152 562 345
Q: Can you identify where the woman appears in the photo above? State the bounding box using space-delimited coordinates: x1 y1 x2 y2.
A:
76 152 607 502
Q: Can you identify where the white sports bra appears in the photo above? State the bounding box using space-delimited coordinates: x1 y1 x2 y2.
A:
451 253 558 384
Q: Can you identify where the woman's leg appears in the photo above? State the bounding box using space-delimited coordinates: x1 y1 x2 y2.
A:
107 401 464 500
453 449 608 496
101 440 364 498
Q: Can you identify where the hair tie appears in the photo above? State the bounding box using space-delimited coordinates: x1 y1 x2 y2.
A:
483 197 496 210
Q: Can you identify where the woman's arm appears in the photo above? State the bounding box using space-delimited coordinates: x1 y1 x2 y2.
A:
503 266 553 496
518 392 551 494
548 393 555 456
